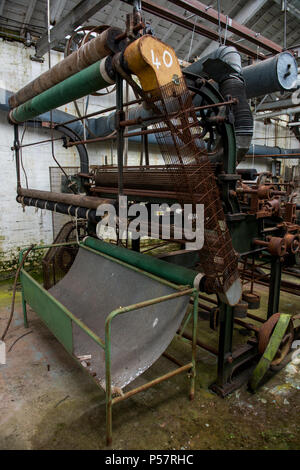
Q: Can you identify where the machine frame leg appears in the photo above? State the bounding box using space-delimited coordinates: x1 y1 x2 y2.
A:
267 256 282 318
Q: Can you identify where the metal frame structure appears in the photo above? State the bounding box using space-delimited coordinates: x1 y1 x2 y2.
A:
19 242 199 446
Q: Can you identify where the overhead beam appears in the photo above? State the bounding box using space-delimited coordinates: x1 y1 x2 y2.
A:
50 0 68 25
0 0 5 16
107 0 123 28
174 30 192 53
138 0 268 59
162 23 177 42
167 0 282 54
36 0 112 57
194 0 268 58
273 0 300 21
188 0 238 59
20 0 37 36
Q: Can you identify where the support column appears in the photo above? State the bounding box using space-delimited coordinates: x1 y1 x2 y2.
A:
267 256 282 318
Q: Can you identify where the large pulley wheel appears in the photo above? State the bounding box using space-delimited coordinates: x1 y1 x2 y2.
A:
56 245 78 274
258 313 294 366
249 313 294 391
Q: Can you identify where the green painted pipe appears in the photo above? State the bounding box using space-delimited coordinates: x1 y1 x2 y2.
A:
83 236 203 288
10 58 113 124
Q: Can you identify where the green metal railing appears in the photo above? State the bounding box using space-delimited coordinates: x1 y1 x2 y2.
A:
18 241 199 446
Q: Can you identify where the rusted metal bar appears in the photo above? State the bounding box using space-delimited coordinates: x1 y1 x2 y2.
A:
11 136 63 151
118 98 237 127
138 0 267 59
179 330 218 356
234 318 260 333
163 352 185 367
90 185 202 200
61 98 143 126
112 363 193 405
246 312 265 324
17 187 114 210
167 0 282 55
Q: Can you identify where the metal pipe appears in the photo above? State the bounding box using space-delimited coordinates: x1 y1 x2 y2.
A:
112 363 193 405
243 52 298 99
9 27 124 109
17 187 114 210
16 197 102 224
9 58 114 124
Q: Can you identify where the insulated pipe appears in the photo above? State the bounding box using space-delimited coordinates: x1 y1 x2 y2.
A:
9 57 115 124
243 52 298 99
247 144 300 156
255 105 300 120
83 236 204 289
185 50 298 99
9 27 124 109
184 46 253 162
16 196 101 224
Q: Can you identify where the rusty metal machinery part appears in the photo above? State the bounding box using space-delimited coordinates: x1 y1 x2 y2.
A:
242 291 261 310
42 221 86 290
123 35 240 303
258 313 294 366
284 233 300 254
253 237 287 257
268 237 287 257
233 300 248 318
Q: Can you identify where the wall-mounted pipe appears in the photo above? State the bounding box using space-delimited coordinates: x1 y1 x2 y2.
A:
246 144 300 157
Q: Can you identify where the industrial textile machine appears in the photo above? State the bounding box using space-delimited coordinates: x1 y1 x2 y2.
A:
8 1 300 445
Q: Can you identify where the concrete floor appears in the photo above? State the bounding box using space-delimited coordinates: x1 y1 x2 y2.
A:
0 276 299 450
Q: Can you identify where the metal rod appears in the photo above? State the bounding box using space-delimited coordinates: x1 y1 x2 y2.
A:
12 136 63 150
61 98 143 126
14 124 21 188
179 331 218 356
112 363 193 406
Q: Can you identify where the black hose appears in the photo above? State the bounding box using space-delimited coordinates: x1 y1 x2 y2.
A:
1 245 35 341
220 76 253 139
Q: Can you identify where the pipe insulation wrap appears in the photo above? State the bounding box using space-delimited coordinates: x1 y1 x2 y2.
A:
9 27 124 109
9 57 114 124
184 46 253 162
243 52 298 99
17 196 100 224
220 77 253 137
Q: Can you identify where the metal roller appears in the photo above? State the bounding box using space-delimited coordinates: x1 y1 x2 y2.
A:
9 58 115 124
9 27 124 109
